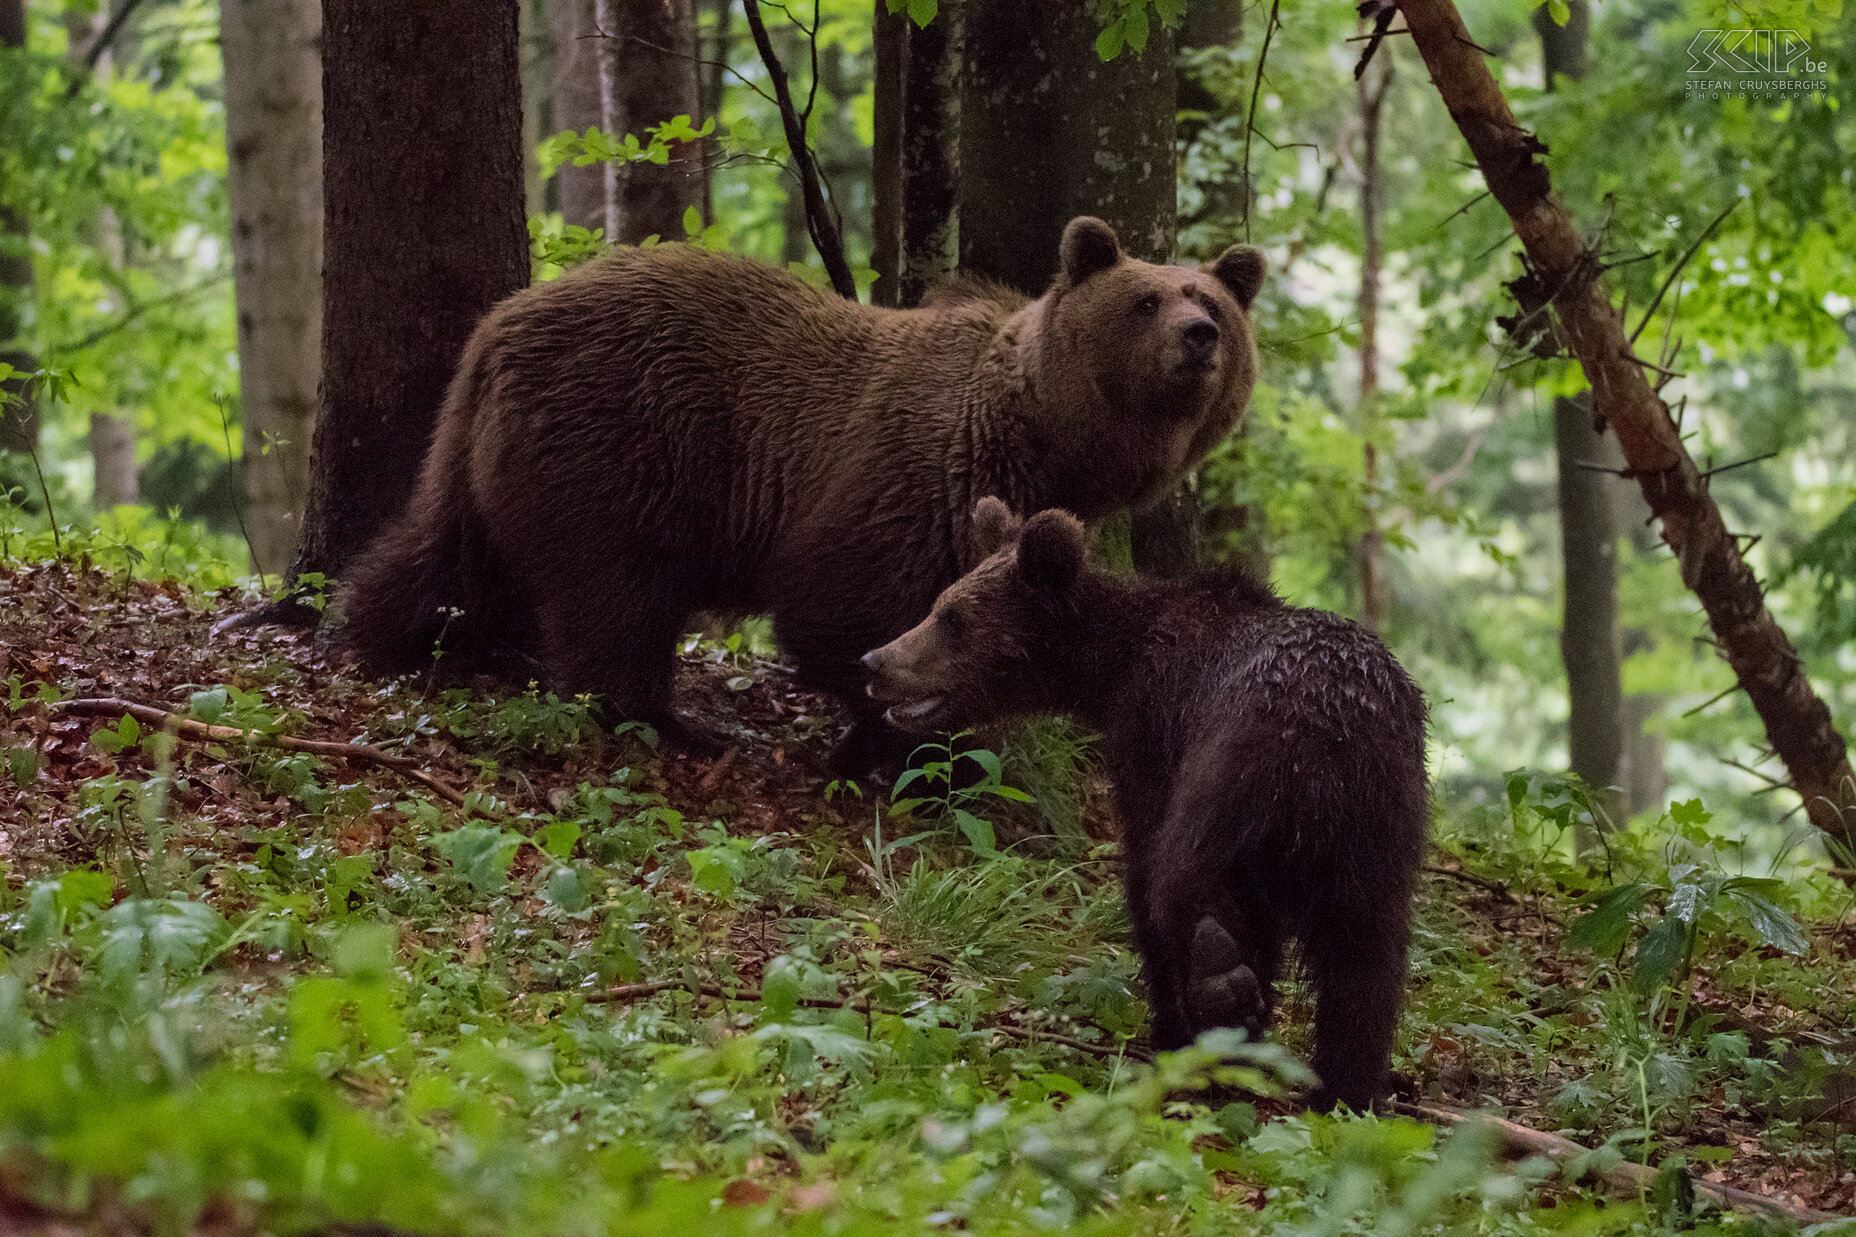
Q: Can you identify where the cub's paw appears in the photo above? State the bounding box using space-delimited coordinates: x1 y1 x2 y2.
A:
1187 917 1267 1039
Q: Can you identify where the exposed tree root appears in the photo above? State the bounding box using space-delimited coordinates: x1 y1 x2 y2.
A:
51 696 474 810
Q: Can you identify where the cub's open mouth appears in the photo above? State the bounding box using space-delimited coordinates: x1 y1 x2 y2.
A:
882 695 947 730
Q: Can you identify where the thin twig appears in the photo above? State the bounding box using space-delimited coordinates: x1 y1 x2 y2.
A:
741 0 856 298
1629 199 1740 345
66 0 149 90
52 697 475 810
51 274 231 357
1241 0 1283 243
1423 862 1515 903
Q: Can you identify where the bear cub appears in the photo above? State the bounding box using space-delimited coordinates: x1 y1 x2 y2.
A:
861 499 1429 1110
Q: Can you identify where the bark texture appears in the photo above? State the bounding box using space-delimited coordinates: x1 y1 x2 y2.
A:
221 0 321 570
869 0 904 308
898 0 960 308
598 0 702 243
959 5 1176 288
0 0 37 454
960 1 1186 572
1398 0 1855 850
549 0 606 230
293 0 530 587
1554 394 1624 820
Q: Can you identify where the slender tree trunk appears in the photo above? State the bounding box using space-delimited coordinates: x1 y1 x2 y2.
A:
1356 35 1390 630
290 0 529 592
519 0 550 218
549 0 606 231
869 0 903 308
598 0 702 243
221 0 321 572
699 0 733 226
898 1 960 307
0 0 38 454
960 2 1186 572
1535 0 1624 838
1397 0 1856 855
1555 393 1624 830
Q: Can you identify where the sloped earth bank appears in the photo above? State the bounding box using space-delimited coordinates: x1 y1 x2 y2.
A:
1 558 1854 1233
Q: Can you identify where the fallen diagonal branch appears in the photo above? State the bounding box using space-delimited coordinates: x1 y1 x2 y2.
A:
592 979 1133 1058
52 697 473 810
1396 0 1856 858
1396 1100 1845 1224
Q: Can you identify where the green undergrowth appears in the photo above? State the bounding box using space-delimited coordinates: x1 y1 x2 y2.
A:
2 557 1854 1234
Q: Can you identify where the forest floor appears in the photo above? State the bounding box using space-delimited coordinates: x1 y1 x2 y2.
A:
2 555 1855 1235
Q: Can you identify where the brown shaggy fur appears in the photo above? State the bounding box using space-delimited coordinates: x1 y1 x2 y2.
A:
864 501 1430 1110
339 217 1266 772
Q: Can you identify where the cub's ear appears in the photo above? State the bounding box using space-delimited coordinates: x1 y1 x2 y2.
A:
1016 510 1085 593
1209 244 1266 310
1059 217 1121 284
972 495 1021 557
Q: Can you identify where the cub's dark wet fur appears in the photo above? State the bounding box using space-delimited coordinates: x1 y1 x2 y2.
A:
863 500 1429 1110
338 218 1265 774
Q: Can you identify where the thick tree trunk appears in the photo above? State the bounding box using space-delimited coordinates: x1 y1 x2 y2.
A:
598 0 702 243
961 2 1186 571
898 0 960 307
869 0 903 308
549 0 606 231
1534 1 1623 835
1397 0 1856 853
291 0 529 590
0 0 37 454
1356 36 1390 630
959 5 1175 288
221 0 321 572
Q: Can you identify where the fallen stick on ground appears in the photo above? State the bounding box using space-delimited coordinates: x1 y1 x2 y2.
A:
52 697 473 810
1396 1100 1845 1224
592 979 1133 1059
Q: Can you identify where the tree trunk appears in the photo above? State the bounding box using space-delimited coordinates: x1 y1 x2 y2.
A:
869 0 903 308
291 0 529 592
698 0 733 226
221 0 321 572
1555 394 1624 829
960 2 1186 572
598 0 702 244
0 0 37 454
898 0 960 307
549 0 606 231
1356 31 1390 630
1534 1 1623 836
1396 0 1856 855
959 5 1175 288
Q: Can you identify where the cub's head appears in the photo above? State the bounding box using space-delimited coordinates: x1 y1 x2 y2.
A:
1036 217 1267 505
861 497 1088 734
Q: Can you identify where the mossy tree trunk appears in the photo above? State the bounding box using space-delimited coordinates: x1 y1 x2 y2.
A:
549 0 606 231
289 0 529 593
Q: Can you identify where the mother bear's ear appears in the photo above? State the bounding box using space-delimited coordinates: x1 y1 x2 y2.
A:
972 495 1022 557
1210 244 1266 310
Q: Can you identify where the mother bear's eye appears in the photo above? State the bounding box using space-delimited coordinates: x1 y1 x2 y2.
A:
1137 294 1160 315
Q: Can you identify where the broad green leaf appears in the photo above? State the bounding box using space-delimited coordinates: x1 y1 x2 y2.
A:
1721 884 1810 954
431 826 522 895
907 0 937 27
952 808 998 856
1095 21 1126 61
188 688 227 724
1631 914 1690 993
761 955 802 1021
537 819 581 860
1567 882 1651 954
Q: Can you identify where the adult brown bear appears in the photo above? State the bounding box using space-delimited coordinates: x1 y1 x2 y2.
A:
340 218 1265 773
862 500 1430 1110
